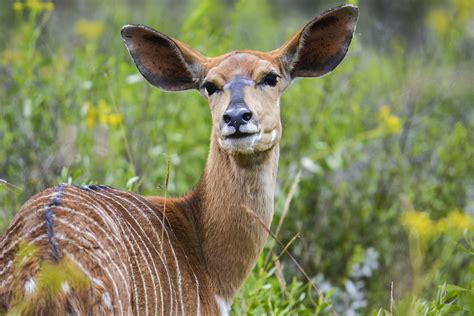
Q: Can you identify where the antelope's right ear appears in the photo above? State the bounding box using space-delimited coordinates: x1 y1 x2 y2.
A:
121 25 206 91
276 5 358 79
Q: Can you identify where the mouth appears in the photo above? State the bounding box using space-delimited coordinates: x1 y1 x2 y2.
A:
224 131 258 139
219 130 260 153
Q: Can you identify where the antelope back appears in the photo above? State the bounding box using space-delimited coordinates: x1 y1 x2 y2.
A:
0 185 215 314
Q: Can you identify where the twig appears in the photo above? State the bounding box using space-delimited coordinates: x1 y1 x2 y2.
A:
269 233 300 268
242 205 338 315
390 281 394 315
0 179 22 193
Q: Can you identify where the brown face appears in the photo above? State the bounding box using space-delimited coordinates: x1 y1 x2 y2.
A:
201 53 285 154
121 5 359 155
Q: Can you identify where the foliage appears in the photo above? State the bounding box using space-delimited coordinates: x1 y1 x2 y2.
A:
0 0 473 314
7 241 90 315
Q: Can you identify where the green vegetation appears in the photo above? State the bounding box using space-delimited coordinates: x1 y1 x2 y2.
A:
1 0 472 314
6 241 90 315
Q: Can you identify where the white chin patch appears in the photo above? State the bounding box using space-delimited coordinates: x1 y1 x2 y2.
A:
222 133 260 153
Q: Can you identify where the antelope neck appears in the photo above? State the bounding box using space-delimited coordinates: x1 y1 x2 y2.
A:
191 136 279 302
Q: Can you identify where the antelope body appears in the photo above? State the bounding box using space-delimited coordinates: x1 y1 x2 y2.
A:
0 6 358 315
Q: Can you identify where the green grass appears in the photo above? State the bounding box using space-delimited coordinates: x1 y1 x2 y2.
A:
0 0 473 314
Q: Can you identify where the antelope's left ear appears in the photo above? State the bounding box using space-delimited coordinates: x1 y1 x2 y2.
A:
121 25 206 91
276 5 358 79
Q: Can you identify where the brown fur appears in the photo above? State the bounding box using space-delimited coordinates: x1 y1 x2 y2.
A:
0 5 358 314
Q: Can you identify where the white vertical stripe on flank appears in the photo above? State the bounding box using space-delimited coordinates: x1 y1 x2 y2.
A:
0 192 58 250
192 267 201 316
0 258 13 276
56 202 131 308
54 233 123 314
109 188 185 314
59 194 135 310
0 215 47 259
92 188 172 316
79 191 147 316
97 189 173 316
0 274 13 289
55 217 125 314
66 189 143 316
64 251 120 294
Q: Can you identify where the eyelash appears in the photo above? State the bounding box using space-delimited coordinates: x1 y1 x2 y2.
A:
202 82 221 96
259 73 280 87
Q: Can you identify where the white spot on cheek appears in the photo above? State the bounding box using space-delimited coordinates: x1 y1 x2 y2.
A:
24 278 36 295
271 130 278 142
215 295 230 316
62 281 71 294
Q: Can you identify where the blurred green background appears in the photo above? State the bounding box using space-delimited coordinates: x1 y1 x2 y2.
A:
0 0 473 314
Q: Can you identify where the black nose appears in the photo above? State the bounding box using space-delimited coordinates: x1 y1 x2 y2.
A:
222 107 252 129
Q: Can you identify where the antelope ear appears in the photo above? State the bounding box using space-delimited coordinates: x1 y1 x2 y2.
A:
276 5 358 79
121 25 206 91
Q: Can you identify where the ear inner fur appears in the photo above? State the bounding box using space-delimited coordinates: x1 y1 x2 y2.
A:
276 5 359 79
121 25 205 91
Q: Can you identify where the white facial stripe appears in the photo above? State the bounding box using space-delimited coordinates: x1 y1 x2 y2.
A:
223 77 255 90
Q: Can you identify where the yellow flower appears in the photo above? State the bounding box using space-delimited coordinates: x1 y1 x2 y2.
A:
427 9 450 37
74 19 105 41
85 102 96 128
400 211 437 242
99 113 109 125
385 116 401 134
107 113 123 127
448 209 472 230
12 2 24 12
84 100 122 128
26 0 53 13
452 0 473 22
378 105 401 134
12 0 53 13
402 208 472 241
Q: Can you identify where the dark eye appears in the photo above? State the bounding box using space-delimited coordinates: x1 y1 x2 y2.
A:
260 73 280 87
203 82 219 96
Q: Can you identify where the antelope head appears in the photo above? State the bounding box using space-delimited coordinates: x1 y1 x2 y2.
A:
121 5 358 157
